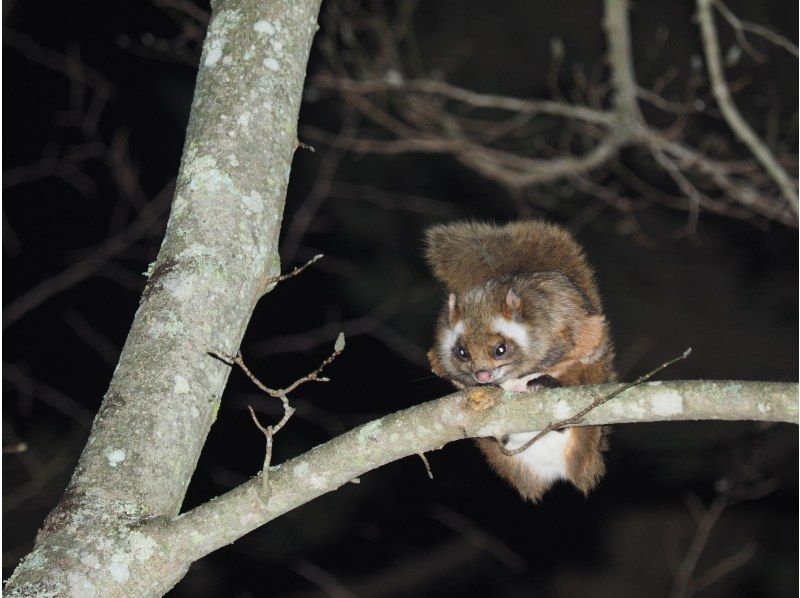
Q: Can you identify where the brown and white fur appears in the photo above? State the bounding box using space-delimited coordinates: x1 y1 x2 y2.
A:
425 220 615 502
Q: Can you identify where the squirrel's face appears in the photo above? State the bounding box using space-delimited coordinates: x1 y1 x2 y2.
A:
441 320 530 385
434 277 607 387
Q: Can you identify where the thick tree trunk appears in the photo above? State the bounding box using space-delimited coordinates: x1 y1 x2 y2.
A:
5 1 322 595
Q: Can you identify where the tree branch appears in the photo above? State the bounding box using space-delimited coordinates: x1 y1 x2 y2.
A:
5 1 323 595
150 380 796 566
697 0 799 216
603 0 641 122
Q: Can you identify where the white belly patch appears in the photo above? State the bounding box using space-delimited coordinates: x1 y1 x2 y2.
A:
503 430 571 482
499 374 571 482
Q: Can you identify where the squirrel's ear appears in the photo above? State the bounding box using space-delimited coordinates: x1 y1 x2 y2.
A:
573 314 608 364
502 288 523 319
447 293 458 323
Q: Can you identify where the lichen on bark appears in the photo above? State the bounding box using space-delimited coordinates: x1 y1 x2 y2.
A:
5 1 323 596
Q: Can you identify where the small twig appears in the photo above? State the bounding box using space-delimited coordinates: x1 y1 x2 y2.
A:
697 0 798 216
669 476 774 598
211 333 346 494
2 442 29 454
712 0 798 59
296 140 316 152
496 347 692 456
692 542 757 595
669 493 727 598
211 333 344 400
263 253 324 288
417 452 433 479
247 405 276 495
430 504 527 573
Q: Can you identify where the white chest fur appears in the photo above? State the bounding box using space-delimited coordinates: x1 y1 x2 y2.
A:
503 430 571 482
499 375 570 482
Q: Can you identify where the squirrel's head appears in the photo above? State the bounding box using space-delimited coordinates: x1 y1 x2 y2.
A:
433 274 608 387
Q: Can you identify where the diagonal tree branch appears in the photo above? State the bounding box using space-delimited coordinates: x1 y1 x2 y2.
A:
144 380 796 567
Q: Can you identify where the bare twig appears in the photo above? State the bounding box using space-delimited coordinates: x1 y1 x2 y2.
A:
3 363 94 427
3 181 174 328
692 542 758 595
292 559 359 598
417 452 433 479
263 253 324 288
63 310 119 365
697 0 798 216
247 405 278 495
669 493 728 598
712 0 798 59
669 477 776 598
212 333 346 494
3 442 29 455
496 347 692 456
312 75 613 125
429 504 527 573
313 0 797 228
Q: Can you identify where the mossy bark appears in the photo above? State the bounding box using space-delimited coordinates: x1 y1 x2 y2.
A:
155 379 799 560
5 1 322 595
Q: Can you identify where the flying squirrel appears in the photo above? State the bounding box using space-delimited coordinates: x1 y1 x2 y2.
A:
425 220 615 502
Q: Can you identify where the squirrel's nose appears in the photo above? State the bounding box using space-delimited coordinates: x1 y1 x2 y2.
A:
474 370 493 383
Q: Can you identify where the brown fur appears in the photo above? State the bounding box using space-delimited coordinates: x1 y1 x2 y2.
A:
425 220 616 502
425 220 602 310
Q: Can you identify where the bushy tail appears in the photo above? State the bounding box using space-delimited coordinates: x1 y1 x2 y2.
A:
424 220 600 309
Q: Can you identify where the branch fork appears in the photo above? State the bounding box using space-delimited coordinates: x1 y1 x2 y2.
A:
213 331 346 496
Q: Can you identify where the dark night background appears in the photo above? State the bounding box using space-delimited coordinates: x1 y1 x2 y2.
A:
3 1 798 596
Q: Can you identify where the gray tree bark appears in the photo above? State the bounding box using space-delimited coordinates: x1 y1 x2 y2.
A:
5 0 322 595
5 1 798 597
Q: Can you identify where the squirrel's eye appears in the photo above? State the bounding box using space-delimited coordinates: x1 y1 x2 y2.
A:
493 343 507 358
456 346 469 361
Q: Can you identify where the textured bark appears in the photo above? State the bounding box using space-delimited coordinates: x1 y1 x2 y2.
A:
5 0 322 596
152 379 798 561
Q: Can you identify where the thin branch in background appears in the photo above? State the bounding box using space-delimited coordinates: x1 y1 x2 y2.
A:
2 142 105 194
692 542 758 594
249 286 434 366
3 181 174 328
281 109 360 262
2 430 85 513
3 443 29 455
697 0 798 216
3 363 94 428
116 0 209 66
497 347 692 456
669 493 728 598
327 182 456 217
63 309 119 366
669 477 777 598
4 33 179 332
311 0 797 229
429 504 528 573
292 559 358 598
712 0 799 59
